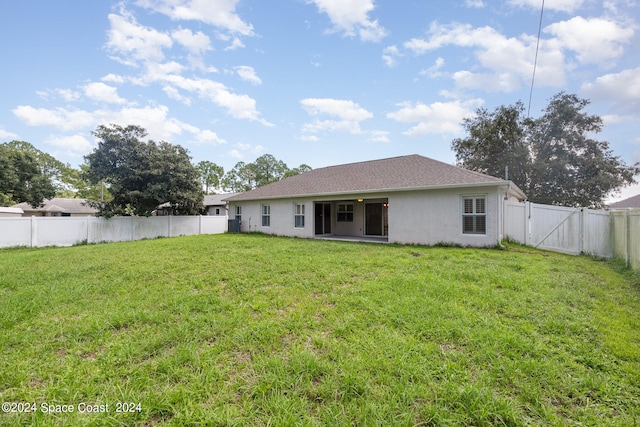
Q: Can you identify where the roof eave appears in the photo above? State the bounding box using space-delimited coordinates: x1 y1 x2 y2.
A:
226 181 513 202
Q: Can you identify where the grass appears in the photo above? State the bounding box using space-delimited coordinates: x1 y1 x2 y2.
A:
1 234 639 426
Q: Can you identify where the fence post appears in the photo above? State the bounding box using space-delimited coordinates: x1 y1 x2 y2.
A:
168 215 172 238
30 215 37 247
524 201 530 246
579 208 584 254
626 209 632 267
199 215 203 235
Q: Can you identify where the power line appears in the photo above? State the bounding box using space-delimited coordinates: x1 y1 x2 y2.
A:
528 0 545 117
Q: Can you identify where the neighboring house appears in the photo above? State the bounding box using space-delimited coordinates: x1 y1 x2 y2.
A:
0 207 23 217
608 193 640 209
11 198 98 217
156 193 239 216
224 154 526 247
204 193 238 216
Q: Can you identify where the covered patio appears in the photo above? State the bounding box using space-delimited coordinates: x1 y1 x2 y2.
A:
312 198 388 240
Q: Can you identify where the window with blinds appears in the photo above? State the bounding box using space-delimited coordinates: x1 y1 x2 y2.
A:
462 196 486 234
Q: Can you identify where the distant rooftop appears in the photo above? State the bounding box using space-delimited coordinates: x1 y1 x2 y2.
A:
608 193 640 209
12 198 98 215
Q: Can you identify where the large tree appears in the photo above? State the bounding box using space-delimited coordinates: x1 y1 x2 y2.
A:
451 102 530 191
0 142 56 207
526 93 638 206
451 93 638 208
196 160 224 194
4 140 93 198
84 124 203 217
222 155 312 192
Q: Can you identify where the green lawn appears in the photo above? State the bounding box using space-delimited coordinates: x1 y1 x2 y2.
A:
1 234 639 426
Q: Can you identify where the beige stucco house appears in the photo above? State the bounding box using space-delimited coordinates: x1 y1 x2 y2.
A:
12 198 98 217
224 155 526 247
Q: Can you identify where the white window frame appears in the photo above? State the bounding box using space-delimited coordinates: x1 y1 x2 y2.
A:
294 203 305 228
261 204 271 227
235 206 242 221
337 203 354 222
462 195 487 235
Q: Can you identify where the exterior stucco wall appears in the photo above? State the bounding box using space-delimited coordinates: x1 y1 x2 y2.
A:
229 186 505 247
388 187 503 246
231 198 316 238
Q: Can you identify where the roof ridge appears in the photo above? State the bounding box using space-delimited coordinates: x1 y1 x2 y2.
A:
310 154 423 172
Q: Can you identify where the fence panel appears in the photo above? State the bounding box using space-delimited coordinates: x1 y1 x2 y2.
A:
583 210 612 257
504 202 527 243
201 216 227 235
629 210 640 270
133 217 171 240
0 215 227 248
170 216 200 237
89 217 134 244
610 211 629 263
34 217 89 247
0 217 32 248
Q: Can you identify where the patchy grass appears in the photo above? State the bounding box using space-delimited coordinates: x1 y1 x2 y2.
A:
0 234 639 426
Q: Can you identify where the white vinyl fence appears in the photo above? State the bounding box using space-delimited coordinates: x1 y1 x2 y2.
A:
504 201 612 258
610 209 640 270
0 215 227 248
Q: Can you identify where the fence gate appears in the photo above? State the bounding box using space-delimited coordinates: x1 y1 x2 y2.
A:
504 201 612 257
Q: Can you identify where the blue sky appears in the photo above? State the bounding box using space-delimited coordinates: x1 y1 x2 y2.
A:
1 0 639 200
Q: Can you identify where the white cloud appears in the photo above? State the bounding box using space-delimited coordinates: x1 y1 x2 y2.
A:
171 27 211 55
235 66 262 85
465 0 486 8
106 11 173 65
228 143 264 159
192 129 226 145
13 106 96 131
135 0 254 36
83 82 127 104
368 130 390 143
387 99 483 137
162 85 192 105
308 0 388 42
301 98 373 121
46 134 94 152
301 98 373 134
103 7 270 126
223 37 245 51
583 67 640 118
299 135 320 142
402 22 566 91
382 45 401 67
0 128 18 140
36 89 81 102
583 67 640 102
13 103 228 148
508 0 584 13
544 17 634 65
420 57 446 78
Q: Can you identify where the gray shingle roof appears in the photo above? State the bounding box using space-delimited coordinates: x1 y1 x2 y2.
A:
204 193 238 206
608 193 640 209
227 154 517 201
12 198 98 214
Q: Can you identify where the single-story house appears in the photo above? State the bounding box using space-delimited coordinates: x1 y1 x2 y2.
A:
0 207 24 217
12 198 98 217
608 193 640 209
224 154 526 247
204 193 238 216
